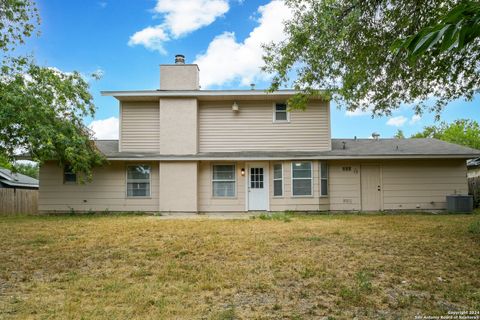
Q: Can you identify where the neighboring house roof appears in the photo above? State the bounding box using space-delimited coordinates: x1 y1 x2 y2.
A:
101 89 327 102
0 168 39 188
467 157 480 168
94 139 480 161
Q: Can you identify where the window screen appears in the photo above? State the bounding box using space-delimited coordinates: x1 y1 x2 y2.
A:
213 165 236 197
127 165 151 197
274 103 288 121
292 162 312 196
273 163 283 196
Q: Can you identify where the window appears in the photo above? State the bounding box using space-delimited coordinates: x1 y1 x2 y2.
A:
273 163 283 196
292 162 312 196
63 165 77 183
127 165 151 197
274 103 289 122
213 164 236 197
320 162 328 196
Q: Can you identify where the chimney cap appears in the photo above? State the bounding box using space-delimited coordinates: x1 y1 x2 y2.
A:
175 54 185 64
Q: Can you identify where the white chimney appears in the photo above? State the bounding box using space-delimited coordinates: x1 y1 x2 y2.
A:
160 55 199 90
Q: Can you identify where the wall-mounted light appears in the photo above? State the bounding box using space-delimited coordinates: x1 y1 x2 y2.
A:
232 101 239 112
241 168 245 176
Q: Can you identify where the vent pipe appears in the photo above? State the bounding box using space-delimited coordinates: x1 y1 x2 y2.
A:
175 54 185 64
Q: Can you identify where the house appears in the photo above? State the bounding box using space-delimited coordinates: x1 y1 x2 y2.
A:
0 168 39 190
38 55 480 213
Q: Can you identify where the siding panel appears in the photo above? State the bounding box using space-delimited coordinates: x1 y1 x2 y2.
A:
199 101 330 152
120 102 160 152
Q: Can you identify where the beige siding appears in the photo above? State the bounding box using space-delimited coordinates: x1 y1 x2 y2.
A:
198 100 331 152
39 161 159 213
329 159 468 211
329 161 362 211
120 101 160 152
269 161 329 211
198 161 246 212
382 160 467 210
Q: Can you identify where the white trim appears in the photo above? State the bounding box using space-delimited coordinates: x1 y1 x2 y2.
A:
102 89 302 97
126 164 152 198
291 161 314 197
272 102 290 123
245 162 270 211
272 162 284 197
211 163 237 198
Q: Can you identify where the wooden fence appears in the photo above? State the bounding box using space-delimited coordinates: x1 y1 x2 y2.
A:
468 177 480 208
0 189 38 215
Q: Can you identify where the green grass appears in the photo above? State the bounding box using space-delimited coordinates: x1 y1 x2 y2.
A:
0 213 479 319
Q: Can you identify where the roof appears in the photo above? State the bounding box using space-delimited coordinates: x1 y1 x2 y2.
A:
101 89 327 102
94 138 480 161
0 168 39 188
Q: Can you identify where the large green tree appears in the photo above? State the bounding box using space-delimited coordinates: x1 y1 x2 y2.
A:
411 119 480 150
263 0 480 117
0 0 104 179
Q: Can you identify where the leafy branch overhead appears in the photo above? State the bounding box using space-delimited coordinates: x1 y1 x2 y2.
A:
0 0 105 179
263 0 480 117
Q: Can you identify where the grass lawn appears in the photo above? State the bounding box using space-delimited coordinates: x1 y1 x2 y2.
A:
0 213 479 319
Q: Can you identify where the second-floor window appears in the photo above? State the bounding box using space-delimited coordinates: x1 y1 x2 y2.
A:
127 165 151 197
274 103 289 122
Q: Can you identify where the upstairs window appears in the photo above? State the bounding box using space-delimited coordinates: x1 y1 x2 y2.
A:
127 165 151 197
63 165 77 184
212 164 236 197
274 103 289 122
292 162 313 196
273 163 283 197
320 162 329 196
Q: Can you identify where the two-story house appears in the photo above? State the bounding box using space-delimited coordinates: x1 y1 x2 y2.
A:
38 55 480 213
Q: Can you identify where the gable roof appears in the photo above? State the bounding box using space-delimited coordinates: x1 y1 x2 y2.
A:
0 168 39 188
94 138 480 160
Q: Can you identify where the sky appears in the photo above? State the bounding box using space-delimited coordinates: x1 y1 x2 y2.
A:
24 0 479 140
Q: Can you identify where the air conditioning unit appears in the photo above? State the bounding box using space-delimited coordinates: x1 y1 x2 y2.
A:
446 195 473 213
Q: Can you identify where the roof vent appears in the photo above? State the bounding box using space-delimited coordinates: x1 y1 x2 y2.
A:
372 132 380 140
175 54 185 64
250 83 255 90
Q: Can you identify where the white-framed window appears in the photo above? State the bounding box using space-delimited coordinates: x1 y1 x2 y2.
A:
292 161 313 196
273 103 289 122
273 163 283 197
212 164 236 197
63 165 77 184
320 161 328 196
127 165 151 197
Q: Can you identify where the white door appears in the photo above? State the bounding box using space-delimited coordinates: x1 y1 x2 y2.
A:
247 164 268 211
361 165 382 211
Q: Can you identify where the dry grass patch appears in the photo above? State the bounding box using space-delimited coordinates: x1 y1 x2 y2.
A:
0 213 479 319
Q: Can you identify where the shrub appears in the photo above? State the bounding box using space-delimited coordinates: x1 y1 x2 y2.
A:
468 219 480 235
258 212 293 222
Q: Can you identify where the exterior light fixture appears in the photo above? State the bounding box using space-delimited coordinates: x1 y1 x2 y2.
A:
241 168 245 176
232 101 239 112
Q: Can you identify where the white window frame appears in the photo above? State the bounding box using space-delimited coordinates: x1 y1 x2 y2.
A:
320 161 329 196
291 161 313 197
126 165 151 198
272 102 290 123
272 163 284 197
212 163 237 198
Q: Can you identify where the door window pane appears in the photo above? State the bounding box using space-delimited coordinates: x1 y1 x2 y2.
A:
250 167 264 189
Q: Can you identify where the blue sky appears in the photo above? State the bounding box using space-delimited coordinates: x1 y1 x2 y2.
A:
25 0 479 139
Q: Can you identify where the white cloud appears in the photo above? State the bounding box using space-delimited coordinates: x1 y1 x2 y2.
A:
194 0 292 88
129 0 229 52
88 117 119 140
386 116 408 127
345 107 373 117
409 114 421 124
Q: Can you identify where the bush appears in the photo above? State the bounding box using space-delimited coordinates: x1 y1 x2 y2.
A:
257 212 293 222
468 219 480 235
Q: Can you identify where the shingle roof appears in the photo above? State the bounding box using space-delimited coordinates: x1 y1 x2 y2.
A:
0 168 39 188
94 138 480 160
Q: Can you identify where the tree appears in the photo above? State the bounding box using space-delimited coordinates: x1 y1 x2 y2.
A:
394 130 405 139
263 0 480 117
411 119 480 150
0 0 105 179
